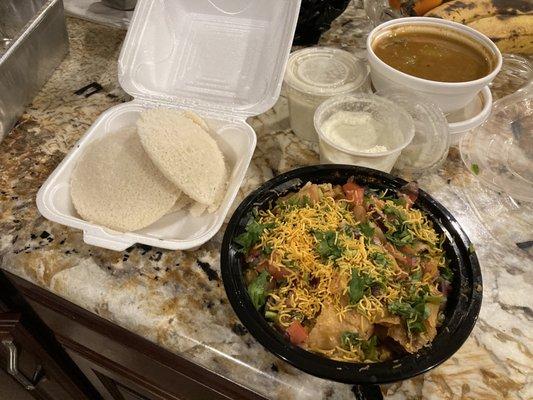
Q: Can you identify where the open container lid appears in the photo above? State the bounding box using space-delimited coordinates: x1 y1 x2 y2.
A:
460 83 533 203
118 0 301 119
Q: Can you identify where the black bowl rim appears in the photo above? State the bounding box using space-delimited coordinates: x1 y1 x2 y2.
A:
221 165 482 384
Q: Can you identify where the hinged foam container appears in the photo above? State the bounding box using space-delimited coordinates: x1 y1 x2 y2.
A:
37 0 301 251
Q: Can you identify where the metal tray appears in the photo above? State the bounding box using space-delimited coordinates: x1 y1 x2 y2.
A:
0 0 69 141
102 0 137 11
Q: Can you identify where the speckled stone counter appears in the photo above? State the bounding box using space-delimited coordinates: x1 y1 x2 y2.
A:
1 7 532 400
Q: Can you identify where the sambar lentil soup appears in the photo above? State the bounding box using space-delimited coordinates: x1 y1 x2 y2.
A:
373 26 492 83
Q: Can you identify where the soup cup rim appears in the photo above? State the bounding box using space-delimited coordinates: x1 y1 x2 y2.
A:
366 17 503 88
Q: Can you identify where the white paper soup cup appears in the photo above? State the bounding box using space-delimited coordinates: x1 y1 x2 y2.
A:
367 17 502 113
314 94 414 173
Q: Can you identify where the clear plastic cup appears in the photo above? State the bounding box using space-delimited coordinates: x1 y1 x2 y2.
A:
376 89 450 176
314 93 414 173
284 47 370 142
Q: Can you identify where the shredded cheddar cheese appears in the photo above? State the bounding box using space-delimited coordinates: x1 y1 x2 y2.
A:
244 182 447 362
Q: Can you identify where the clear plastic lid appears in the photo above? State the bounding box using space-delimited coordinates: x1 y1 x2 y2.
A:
118 0 301 118
489 54 533 100
284 47 369 97
458 179 533 254
377 89 450 175
460 83 533 203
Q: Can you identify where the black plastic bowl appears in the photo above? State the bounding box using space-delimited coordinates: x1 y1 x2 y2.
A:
221 165 482 384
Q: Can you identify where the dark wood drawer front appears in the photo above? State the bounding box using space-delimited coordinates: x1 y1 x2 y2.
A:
0 367 34 400
65 344 179 400
27 297 232 400
4 271 265 400
0 312 89 400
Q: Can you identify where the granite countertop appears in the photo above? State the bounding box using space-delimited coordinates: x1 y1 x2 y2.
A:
1 6 532 400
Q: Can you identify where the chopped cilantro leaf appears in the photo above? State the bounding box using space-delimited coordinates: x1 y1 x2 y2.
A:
348 269 372 304
389 299 428 336
385 229 414 247
341 331 360 348
235 217 275 253
388 284 442 337
262 245 273 256
358 222 375 238
382 205 414 247
370 252 389 267
341 332 379 361
314 231 344 261
391 196 407 207
439 264 453 282
411 269 422 282
383 204 405 221
471 163 480 175
247 271 270 310
361 335 379 361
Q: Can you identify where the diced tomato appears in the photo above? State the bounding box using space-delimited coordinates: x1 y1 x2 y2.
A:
342 182 365 206
396 246 419 268
422 259 439 277
399 182 419 208
406 256 418 268
266 263 291 280
406 192 417 204
286 321 308 345
399 245 416 255
385 243 408 265
245 249 261 264
257 256 291 281
256 260 267 273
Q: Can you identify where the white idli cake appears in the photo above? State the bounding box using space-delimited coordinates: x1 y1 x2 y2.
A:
70 128 180 232
136 109 228 211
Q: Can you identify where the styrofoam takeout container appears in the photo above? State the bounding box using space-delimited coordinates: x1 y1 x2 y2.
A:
37 0 301 251
366 17 502 113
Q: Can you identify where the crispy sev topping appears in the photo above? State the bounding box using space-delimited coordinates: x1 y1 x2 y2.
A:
241 181 448 362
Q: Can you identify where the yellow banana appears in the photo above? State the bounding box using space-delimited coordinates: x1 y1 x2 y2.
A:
426 0 532 24
468 14 533 54
487 35 533 54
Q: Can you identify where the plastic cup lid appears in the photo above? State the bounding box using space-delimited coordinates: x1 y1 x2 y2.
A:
284 47 369 96
377 89 450 174
447 86 492 135
460 84 533 203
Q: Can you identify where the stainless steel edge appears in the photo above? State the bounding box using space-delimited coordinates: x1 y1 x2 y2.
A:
0 0 69 141
102 0 138 11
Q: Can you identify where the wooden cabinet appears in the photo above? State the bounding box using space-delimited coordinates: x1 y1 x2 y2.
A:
0 311 93 400
0 366 33 400
65 348 174 400
0 271 266 400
